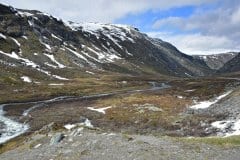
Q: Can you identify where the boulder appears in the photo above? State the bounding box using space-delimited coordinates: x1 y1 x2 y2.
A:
50 133 64 145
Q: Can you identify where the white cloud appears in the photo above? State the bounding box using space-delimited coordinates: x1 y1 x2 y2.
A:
148 32 240 55
153 7 240 38
1 0 216 22
151 0 240 54
152 17 184 29
231 8 240 24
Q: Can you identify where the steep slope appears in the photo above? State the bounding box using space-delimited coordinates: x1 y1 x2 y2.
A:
0 3 211 81
193 52 238 70
219 53 240 73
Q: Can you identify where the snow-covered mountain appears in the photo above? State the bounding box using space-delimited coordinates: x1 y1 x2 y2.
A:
0 3 212 81
193 52 239 70
219 53 240 73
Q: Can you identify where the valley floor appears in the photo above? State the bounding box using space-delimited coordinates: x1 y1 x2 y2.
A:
0 74 240 159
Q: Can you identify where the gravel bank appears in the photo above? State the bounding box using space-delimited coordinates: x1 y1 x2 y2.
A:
1 127 240 160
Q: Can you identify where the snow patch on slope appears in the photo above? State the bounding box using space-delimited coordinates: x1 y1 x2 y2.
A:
51 33 62 41
0 51 38 68
40 41 51 51
211 119 240 137
48 83 64 86
28 20 33 26
86 71 95 75
44 53 66 68
65 22 135 51
0 33 7 39
65 47 89 62
87 106 112 114
87 46 122 63
11 38 21 46
17 10 34 17
190 91 232 109
0 51 68 80
21 76 32 83
22 36 28 40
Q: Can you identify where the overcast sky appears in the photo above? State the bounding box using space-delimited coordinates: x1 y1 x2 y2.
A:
1 0 240 55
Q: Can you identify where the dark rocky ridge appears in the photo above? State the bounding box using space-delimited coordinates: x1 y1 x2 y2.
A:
219 53 240 73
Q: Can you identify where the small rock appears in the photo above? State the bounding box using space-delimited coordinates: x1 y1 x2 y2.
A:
37 122 57 134
79 116 87 123
34 144 42 149
50 133 64 145
127 137 134 141
70 127 83 136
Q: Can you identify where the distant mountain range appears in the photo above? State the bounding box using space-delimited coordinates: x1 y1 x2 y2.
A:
193 52 239 70
218 53 240 73
0 3 239 81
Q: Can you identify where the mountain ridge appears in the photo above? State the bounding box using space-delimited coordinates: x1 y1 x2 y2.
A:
0 3 213 81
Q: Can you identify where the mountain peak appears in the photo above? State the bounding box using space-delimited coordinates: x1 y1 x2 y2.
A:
0 3 17 14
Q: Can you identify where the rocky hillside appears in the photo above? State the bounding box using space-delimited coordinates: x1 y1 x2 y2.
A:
193 52 238 70
0 3 212 82
219 53 240 73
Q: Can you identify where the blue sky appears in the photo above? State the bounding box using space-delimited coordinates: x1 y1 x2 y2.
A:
1 0 240 55
116 5 196 33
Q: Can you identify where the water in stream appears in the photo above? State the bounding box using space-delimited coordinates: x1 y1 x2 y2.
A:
0 105 29 144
